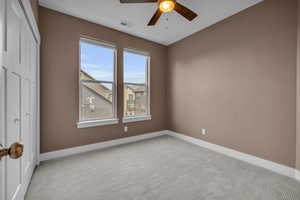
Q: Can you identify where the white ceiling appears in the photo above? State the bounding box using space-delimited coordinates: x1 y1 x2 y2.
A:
39 0 263 46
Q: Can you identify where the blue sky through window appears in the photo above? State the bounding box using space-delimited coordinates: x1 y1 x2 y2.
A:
80 41 114 82
80 41 147 84
124 51 147 84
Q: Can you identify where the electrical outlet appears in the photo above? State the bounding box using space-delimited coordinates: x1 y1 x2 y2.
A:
124 126 128 132
201 129 207 135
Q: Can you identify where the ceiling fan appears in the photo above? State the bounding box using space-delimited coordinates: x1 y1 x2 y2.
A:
119 0 198 26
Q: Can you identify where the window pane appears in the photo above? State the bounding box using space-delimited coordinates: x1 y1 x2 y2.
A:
124 84 147 116
80 81 113 121
124 51 147 84
80 39 116 122
80 41 114 82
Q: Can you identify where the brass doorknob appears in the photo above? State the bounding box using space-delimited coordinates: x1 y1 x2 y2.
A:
0 142 24 160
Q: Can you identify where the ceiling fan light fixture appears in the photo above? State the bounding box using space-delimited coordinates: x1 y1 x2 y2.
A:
159 0 175 13
119 0 197 26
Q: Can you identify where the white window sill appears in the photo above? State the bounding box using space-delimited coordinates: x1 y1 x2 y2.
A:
122 115 152 124
77 118 119 128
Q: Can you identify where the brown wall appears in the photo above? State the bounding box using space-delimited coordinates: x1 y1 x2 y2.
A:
29 0 39 23
167 0 297 167
39 7 167 153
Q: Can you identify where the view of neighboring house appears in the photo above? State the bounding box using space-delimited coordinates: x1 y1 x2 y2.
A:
124 84 147 117
80 70 113 120
80 70 147 120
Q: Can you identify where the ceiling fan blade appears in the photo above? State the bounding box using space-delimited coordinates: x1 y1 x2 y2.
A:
174 2 198 21
148 9 162 26
120 0 157 3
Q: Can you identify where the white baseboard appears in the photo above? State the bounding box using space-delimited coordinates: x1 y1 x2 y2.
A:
296 170 300 182
40 129 298 182
20 162 35 198
40 130 168 162
166 131 296 179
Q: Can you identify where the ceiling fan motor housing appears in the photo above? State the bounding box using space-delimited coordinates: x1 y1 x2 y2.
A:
158 0 176 13
158 0 176 3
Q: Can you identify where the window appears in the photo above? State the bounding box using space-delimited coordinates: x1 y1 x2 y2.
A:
123 49 151 123
78 38 118 128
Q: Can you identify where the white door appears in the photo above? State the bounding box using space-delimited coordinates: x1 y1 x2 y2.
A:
0 0 38 200
0 0 5 198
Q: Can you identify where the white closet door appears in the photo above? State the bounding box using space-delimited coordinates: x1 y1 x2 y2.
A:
21 79 31 184
5 0 24 199
0 0 5 199
20 10 36 193
0 0 38 200
6 72 22 200
0 67 7 200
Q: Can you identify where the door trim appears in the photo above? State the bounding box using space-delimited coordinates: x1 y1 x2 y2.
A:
19 0 40 44
18 0 40 165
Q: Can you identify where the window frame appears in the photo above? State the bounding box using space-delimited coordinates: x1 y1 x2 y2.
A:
122 48 151 123
77 37 118 128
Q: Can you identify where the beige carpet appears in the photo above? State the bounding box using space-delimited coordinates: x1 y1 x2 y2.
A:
26 136 300 200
